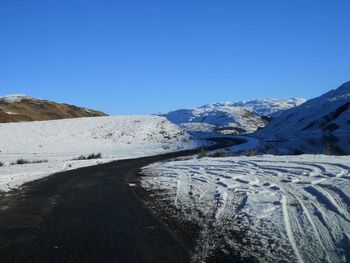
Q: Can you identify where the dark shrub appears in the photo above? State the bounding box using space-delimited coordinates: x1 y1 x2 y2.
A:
73 153 102 160
291 149 304 155
87 153 102 159
15 159 30 165
11 159 48 165
74 155 87 160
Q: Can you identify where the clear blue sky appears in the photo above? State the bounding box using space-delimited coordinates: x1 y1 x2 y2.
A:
0 0 349 115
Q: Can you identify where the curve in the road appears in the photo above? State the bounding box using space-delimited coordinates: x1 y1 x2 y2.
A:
0 137 243 263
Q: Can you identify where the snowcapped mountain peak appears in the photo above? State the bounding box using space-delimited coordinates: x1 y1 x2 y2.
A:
161 103 264 134
190 98 306 117
160 98 305 134
0 94 34 103
231 98 306 117
197 102 236 110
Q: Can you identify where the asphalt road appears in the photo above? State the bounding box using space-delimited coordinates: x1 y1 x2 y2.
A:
0 137 244 263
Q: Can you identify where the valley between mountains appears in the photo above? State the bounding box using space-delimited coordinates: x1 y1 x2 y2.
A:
0 81 349 262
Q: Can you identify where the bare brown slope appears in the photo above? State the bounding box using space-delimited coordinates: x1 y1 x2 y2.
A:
0 109 17 122
0 97 108 123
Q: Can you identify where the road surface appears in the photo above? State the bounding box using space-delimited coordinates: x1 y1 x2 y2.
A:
0 137 243 263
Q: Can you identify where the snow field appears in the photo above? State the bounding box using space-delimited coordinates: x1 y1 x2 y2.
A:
0 116 201 191
141 155 350 263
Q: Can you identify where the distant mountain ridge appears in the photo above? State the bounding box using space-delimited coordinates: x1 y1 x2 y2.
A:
0 94 107 123
162 105 266 133
255 82 350 138
160 98 305 134
230 98 306 117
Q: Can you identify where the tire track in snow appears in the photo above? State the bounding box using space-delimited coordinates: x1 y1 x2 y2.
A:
293 194 329 261
281 194 304 263
142 155 350 262
305 185 350 222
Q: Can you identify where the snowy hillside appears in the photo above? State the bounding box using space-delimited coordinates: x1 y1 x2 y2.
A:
231 98 306 117
256 82 350 139
161 104 266 134
0 116 200 191
141 154 350 263
160 98 305 134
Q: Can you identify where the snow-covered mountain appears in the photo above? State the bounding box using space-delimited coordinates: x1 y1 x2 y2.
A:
0 94 33 103
256 81 350 138
161 104 266 134
0 94 107 123
231 98 306 117
160 98 305 134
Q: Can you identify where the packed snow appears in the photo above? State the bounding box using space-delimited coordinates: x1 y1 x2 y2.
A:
256 82 350 139
0 116 201 191
141 155 350 263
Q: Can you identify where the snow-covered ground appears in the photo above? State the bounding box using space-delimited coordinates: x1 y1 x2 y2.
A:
0 116 201 191
141 155 350 263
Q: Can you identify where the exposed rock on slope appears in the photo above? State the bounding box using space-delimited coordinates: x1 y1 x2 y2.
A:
0 94 107 123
